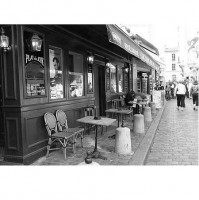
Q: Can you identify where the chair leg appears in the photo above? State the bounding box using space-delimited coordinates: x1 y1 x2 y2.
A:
46 138 51 158
72 136 76 153
101 126 103 135
63 139 67 160
80 132 83 147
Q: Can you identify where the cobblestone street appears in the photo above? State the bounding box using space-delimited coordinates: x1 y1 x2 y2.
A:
145 98 198 165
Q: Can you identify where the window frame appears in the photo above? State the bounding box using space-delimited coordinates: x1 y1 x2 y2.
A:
48 45 65 101
68 51 85 99
172 64 176 71
22 28 47 99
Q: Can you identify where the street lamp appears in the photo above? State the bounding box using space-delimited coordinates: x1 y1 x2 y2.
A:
0 27 11 52
30 34 42 51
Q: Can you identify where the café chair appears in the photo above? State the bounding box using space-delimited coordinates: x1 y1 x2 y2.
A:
84 105 95 135
44 112 83 160
56 110 84 148
84 105 106 135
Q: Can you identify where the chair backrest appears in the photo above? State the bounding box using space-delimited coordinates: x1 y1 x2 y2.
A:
44 112 57 136
120 96 125 107
84 106 94 116
56 110 68 131
112 99 119 109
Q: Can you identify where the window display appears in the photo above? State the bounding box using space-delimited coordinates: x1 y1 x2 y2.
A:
106 67 110 91
49 47 63 99
110 66 116 93
88 64 93 93
118 66 124 93
24 30 46 97
69 52 84 98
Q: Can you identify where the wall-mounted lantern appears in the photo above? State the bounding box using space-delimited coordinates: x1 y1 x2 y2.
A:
0 27 11 52
87 55 94 64
30 34 42 51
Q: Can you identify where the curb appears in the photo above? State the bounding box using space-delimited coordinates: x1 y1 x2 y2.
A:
129 101 167 165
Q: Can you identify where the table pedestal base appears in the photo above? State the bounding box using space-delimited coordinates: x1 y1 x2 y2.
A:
87 150 107 160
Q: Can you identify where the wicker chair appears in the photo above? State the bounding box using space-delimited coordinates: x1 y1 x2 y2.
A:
56 110 84 147
44 112 83 160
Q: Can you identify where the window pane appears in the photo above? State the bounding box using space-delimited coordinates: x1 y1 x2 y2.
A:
110 66 116 93
49 47 63 99
24 30 46 97
118 67 124 92
69 72 83 97
69 52 84 98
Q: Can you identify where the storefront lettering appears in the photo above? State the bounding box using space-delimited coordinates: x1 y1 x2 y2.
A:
111 32 122 45
124 43 139 57
25 54 44 66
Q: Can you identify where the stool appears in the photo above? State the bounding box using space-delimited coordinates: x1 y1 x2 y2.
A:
143 106 152 122
115 127 131 154
133 114 145 134
149 102 156 114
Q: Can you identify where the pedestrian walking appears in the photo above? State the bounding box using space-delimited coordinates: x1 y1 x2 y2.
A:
170 82 175 99
165 84 171 100
175 80 186 111
190 80 199 111
188 80 193 99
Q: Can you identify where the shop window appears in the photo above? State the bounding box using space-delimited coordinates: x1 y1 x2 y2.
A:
110 65 117 93
69 52 84 98
49 46 64 99
24 30 46 97
106 67 110 91
87 64 93 93
118 66 124 93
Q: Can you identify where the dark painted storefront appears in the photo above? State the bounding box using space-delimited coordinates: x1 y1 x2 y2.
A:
0 25 159 164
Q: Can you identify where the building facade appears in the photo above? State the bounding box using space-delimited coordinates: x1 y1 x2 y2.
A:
0 25 159 164
164 47 182 82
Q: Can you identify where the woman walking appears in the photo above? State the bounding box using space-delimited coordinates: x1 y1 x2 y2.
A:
175 81 186 111
190 80 199 111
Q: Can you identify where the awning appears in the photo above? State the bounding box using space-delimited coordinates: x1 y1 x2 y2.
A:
106 25 159 70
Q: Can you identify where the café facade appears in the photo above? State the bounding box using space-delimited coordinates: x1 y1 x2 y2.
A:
0 25 159 164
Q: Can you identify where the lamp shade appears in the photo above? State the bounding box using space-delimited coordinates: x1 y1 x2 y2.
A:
31 34 42 51
0 34 9 48
87 55 94 64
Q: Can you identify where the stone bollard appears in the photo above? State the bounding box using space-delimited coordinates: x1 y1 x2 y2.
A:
133 114 145 134
115 127 131 154
143 106 152 122
149 102 156 114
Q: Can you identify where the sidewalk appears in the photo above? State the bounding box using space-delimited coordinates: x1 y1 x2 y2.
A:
31 105 165 166
145 98 198 165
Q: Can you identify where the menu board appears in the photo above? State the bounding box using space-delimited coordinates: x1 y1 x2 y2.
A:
106 67 110 91
137 78 141 93
149 75 153 95
87 65 93 93
142 78 147 94
124 71 129 93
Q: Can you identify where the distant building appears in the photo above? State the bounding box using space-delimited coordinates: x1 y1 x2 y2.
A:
164 47 183 82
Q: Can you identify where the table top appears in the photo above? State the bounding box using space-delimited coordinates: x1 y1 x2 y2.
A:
77 116 116 126
105 108 133 114
128 101 147 105
112 99 122 102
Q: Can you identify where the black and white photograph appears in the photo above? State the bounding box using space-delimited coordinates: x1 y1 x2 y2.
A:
0 1 198 200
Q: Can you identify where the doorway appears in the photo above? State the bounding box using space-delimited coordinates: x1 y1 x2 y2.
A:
93 64 106 116
0 57 5 160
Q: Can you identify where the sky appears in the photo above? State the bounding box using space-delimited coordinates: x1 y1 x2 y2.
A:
126 24 199 55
